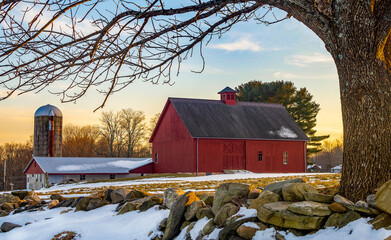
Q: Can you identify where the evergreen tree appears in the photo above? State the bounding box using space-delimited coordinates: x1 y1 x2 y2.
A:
236 81 329 156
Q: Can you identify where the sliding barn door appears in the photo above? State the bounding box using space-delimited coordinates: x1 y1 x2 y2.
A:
223 141 245 170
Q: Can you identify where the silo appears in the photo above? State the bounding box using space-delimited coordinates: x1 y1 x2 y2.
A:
33 104 63 157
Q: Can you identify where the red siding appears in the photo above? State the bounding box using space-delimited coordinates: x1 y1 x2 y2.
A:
245 140 306 173
129 163 154 173
25 159 44 174
198 139 223 172
152 102 196 173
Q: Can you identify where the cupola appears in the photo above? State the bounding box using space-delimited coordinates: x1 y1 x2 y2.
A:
218 87 237 105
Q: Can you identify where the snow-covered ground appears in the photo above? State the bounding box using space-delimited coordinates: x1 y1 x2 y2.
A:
0 204 390 240
36 172 331 196
0 172 389 239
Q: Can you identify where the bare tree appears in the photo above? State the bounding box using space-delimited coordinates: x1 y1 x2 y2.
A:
120 108 146 157
62 124 100 157
99 111 124 157
1 0 391 200
148 113 161 139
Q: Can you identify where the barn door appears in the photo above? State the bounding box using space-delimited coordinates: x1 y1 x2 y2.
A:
223 141 245 170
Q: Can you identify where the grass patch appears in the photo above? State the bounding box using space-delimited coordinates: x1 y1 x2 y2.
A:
87 173 195 183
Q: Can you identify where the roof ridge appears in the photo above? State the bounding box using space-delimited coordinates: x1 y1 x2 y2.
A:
168 97 284 108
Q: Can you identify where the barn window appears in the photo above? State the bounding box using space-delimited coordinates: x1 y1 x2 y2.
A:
155 153 158 163
283 152 289 165
80 175 86 180
110 174 115 179
35 174 38 181
34 162 36 167
258 151 263 162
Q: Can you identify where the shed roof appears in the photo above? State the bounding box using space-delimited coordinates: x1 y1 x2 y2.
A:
24 157 152 174
166 98 309 141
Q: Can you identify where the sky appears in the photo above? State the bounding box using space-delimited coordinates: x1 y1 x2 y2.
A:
0 6 342 144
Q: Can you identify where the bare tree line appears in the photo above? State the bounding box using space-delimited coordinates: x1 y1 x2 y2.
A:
63 109 160 158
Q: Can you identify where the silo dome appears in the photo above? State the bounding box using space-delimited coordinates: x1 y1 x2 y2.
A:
33 104 63 157
34 104 62 117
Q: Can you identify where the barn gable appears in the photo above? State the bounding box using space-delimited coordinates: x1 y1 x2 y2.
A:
168 98 309 141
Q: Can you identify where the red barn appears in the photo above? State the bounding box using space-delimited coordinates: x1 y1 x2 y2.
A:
149 87 309 174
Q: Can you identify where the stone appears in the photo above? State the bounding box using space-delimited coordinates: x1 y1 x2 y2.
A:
248 190 281 210
346 204 380 216
1 193 20 204
89 191 105 199
214 203 240 227
375 180 391 214
180 220 192 230
11 191 29 200
104 189 113 202
24 191 41 203
282 183 318 202
324 213 345 228
48 200 59 208
355 200 368 208
339 211 361 228
186 221 196 234
202 219 216 236
159 218 168 231
117 201 139 215
58 198 75 208
75 197 91 211
110 188 131 204
196 207 215 220
126 189 150 200
163 191 199 240
303 192 334 203
218 217 257 240
236 222 267 240
50 194 66 202
369 213 391 230
338 211 361 228
212 183 252 215
72 197 83 208
163 188 185 209
185 200 206 221
86 198 108 211
258 202 326 230
263 178 305 197
288 201 332 216
1 222 22 232
334 194 354 206
248 189 262 199
328 202 347 213
1 202 14 211
366 194 378 209
139 196 163 212
200 194 214 206
60 209 73 214
0 210 9 217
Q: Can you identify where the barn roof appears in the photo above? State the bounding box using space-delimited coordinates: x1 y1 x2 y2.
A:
218 86 236 93
24 157 152 174
168 98 309 141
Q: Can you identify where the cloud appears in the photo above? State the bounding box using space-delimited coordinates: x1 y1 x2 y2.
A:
273 72 299 79
210 38 262 52
285 53 333 67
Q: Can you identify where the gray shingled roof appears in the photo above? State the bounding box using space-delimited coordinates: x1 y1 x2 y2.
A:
24 157 152 174
169 98 309 141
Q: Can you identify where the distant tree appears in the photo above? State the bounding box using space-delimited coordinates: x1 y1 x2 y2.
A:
120 109 146 157
0 141 32 190
236 81 329 156
148 113 161 139
99 111 124 157
62 124 100 157
310 138 343 172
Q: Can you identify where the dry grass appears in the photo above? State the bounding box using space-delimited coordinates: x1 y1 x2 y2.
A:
38 173 341 197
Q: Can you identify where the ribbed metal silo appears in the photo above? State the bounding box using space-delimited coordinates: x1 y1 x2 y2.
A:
33 104 63 157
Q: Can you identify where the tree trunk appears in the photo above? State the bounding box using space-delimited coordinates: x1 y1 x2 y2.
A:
330 34 391 201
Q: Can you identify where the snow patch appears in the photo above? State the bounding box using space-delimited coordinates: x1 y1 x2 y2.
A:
189 217 209 239
243 222 261 229
268 126 298 138
232 207 257 220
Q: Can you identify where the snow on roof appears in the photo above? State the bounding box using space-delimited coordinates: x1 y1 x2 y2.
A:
27 157 152 174
331 165 342 170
